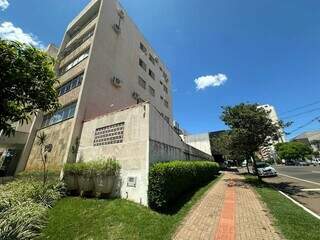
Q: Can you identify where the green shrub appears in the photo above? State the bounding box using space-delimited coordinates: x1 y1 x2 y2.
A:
63 158 121 177
0 201 47 240
148 160 219 211
91 158 121 176
0 171 64 239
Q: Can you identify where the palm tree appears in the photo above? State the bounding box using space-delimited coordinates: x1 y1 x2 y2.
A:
36 132 49 186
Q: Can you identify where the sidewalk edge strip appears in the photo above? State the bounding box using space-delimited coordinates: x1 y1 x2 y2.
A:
278 190 320 220
278 173 320 186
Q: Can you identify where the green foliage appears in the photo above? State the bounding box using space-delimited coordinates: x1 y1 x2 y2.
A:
275 141 313 160
0 201 47 240
220 103 288 171
63 159 121 177
210 131 247 161
148 160 219 211
0 171 64 240
0 39 60 137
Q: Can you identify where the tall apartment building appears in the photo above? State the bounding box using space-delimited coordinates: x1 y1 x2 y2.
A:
15 0 212 205
258 104 286 161
18 0 172 171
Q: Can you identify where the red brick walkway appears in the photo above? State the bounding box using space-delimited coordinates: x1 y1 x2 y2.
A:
213 183 236 240
173 173 283 240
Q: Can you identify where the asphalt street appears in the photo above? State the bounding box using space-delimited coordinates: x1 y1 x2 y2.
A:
274 165 320 184
263 165 320 215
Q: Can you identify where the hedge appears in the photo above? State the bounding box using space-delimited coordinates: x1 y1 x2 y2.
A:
148 160 220 211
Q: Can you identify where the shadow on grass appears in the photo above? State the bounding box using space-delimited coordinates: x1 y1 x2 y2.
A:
158 174 221 215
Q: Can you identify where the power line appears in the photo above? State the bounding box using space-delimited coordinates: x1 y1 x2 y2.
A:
280 100 320 115
281 107 320 120
287 116 320 135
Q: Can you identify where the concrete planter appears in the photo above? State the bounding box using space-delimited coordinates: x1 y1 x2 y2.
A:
78 174 94 193
64 173 78 191
93 175 115 194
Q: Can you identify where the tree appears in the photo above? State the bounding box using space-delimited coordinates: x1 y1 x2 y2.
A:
210 132 247 165
221 103 285 175
275 142 313 160
36 132 50 186
0 40 59 137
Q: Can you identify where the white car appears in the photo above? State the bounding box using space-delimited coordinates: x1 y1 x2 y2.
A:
254 162 277 177
312 159 320 166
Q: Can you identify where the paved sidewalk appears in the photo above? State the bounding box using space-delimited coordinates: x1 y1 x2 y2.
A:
173 172 283 240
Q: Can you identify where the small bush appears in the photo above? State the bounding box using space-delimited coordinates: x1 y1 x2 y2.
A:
0 171 64 239
148 160 219 211
64 158 121 177
0 201 47 240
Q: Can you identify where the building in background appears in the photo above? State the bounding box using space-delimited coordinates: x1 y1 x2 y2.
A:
292 130 320 152
12 0 211 205
258 104 286 161
181 133 212 156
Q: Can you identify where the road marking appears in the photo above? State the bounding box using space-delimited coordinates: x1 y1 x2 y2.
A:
278 173 320 186
301 188 320 192
278 191 320 220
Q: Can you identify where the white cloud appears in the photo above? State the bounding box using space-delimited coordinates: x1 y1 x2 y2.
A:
0 0 9 11
194 73 228 90
0 21 44 48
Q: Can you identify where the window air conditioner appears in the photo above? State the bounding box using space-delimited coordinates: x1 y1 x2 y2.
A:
132 92 140 100
111 76 122 87
117 9 125 19
112 24 121 34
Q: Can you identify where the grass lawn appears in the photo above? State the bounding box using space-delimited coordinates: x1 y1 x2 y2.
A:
39 175 221 240
245 175 320 240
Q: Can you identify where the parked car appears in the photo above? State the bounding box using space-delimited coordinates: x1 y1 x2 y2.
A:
297 161 309 166
253 162 277 177
285 159 297 166
312 159 320 166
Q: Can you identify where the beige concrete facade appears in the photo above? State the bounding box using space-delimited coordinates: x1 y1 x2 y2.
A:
182 133 212 156
20 0 173 172
77 103 212 205
18 0 213 205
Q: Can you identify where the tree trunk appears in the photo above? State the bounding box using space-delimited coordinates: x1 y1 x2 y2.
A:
246 161 250 174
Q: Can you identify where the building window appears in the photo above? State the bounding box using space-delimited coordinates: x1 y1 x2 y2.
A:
138 76 146 89
160 95 163 100
93 122 125 146
139 58 146 71
164 99 169 108
149 54 155 65
149 86 155 97
60 49 89 74
149 69 155 80
164 115 170 123
42 102 77 128
140 42 147 53
58 73 83 96
163 85 168 94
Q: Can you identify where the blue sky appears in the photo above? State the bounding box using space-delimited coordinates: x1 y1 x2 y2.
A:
1 0 320 139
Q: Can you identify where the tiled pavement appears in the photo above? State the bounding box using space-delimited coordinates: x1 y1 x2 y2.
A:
173 172 283 240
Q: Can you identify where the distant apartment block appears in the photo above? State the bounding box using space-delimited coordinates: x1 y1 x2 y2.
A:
12 0 212 205
292 130 320 152
258 104 285 161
